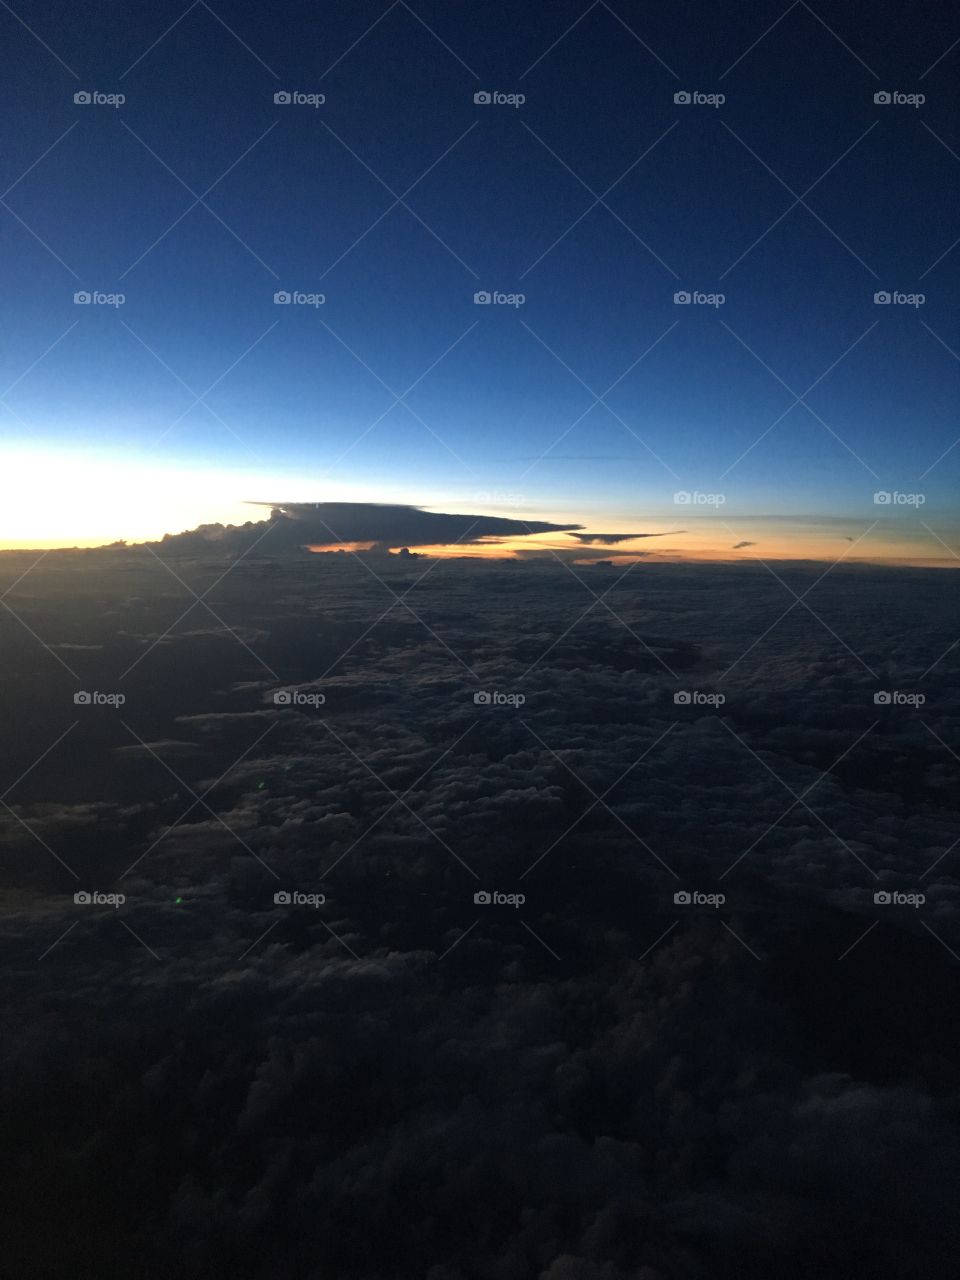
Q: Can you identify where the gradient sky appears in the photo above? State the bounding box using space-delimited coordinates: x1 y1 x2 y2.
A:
1 0 958 560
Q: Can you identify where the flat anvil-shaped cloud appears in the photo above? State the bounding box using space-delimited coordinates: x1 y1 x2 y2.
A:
567 531 685 545
248 502 583 548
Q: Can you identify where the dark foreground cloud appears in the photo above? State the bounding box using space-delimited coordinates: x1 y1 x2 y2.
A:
0 550 958 1278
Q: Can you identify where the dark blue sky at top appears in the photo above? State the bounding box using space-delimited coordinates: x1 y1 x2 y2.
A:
2 0 958 532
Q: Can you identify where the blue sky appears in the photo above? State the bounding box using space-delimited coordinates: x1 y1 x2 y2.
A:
1 0 957 557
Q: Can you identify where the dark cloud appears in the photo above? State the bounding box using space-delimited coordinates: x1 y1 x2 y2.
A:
568 532 685 545
1 548 959 1278
233 502 583 550
732 541 756 549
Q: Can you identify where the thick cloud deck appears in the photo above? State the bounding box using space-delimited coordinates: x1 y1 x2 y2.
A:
0 549 958 1279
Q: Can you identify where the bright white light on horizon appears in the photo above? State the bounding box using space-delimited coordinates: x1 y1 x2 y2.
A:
0 445 378 548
